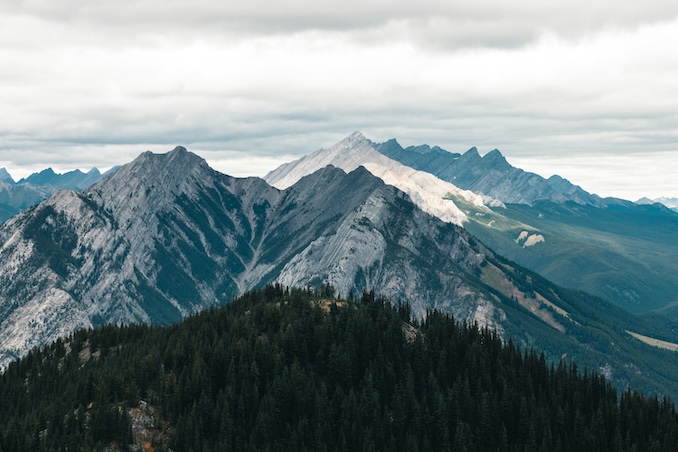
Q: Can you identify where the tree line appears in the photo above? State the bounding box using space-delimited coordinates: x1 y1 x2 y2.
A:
1 284 677 451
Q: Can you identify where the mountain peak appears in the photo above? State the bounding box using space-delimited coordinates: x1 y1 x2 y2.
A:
87 147 212 217
382 137 401 148
484 148 504 159
346 131 367 141
466 147 480 156
636 197 653 205
0 168 15 185
337 131 370 149
459 147 481 162
264 132 377 190
265 133 489 226
133 146 206 171
482 149 511 170
19 167 57 186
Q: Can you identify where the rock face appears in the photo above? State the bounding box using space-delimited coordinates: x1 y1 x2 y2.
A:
270 166 500 325
0 147 504 368
373 139 603 206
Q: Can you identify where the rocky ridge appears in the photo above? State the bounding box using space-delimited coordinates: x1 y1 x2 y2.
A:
372 138 604 206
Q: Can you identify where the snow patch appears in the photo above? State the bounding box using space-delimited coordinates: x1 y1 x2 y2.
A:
515 231 529 243
524 234 545 247
515 230 545 248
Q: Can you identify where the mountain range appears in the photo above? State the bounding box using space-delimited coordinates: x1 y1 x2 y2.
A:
0 166 117 223
0 148 501 368
371 138 604 206
1 144 678 397
267 132 678 315
637 196 678 212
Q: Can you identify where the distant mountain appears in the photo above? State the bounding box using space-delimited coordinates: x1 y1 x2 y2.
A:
2 147 678 397
656 197 678 209
267 133 678 314
372 138 604 206
0 168 14 185
0 178 52 222
0 166 113 223
19 167 103 190
637 196 678 212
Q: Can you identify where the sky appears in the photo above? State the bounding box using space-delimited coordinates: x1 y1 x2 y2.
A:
1 1 677 201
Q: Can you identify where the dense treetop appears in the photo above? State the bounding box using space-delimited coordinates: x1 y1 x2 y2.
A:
1 285 677 451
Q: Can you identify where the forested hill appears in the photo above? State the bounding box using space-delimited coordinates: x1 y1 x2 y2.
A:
2 286 677 451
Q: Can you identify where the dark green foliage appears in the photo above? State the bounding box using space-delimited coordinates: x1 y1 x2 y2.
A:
153 240 202 306
133 269 183 325
2 286 678 451
22 205 80 277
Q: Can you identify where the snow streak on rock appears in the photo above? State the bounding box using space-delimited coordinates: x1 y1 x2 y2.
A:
265 131 494 227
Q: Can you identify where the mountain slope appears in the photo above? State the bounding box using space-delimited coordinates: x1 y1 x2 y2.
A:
267 133 678 313
373 138 603 206
0 148 272 366
267 166 500 324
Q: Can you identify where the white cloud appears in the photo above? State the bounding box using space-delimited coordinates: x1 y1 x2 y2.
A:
511 152 678 200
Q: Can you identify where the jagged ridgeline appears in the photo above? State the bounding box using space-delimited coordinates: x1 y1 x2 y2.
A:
0 166 115 224
1 286 677 451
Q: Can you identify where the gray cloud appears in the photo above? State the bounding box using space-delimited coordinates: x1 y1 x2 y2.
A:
4 0 678 49
0 1 677 199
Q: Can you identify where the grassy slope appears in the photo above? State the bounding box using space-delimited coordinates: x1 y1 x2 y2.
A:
452 196 678 314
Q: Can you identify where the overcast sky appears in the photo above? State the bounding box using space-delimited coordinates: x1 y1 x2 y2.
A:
1 1 677 200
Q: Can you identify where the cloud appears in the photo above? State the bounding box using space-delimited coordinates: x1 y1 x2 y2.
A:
6 0 678 42
512 152 678 201
0 1 677 199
